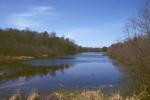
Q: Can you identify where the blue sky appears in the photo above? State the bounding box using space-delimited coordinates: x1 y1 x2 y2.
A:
0 0 142 47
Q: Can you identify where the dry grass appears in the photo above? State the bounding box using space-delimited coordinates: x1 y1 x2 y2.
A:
7 89 148 100
0 56 34 61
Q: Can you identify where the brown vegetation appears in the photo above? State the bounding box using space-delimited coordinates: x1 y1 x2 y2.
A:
107 0 150 99
0 56 34 61
7 89 148 100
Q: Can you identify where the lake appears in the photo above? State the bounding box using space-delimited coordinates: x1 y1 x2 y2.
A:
0 52 122 98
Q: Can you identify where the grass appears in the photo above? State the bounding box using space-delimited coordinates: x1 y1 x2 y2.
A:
6 89 148 100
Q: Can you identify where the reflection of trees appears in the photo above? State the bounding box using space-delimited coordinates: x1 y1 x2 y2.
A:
0 62 72 81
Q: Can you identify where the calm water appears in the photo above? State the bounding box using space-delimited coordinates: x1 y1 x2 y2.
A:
0 52 122 97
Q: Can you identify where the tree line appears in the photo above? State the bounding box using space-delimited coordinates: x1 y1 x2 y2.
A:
0 28 79 57
107 0 150 98
79 46 107 52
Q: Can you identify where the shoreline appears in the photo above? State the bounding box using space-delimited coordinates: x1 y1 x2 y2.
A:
0 55 35 61
0 53 79 61
7 89 146 100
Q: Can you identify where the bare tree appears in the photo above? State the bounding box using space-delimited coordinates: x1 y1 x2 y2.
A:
125 0 150 37
136 0 150 36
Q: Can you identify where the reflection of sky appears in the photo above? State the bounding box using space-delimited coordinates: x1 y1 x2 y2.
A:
0 52 122 97
25 52 109 66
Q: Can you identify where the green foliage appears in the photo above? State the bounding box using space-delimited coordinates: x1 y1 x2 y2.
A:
0 28 79 57
101 46 108 52
79 47 101 52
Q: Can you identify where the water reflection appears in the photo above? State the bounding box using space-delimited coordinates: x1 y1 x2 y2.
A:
0 52 122 97
0 63 72 81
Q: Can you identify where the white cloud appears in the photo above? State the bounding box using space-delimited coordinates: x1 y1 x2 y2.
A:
65 28 95 39
6 6 58 29
62 22 124 47
33 6 53 11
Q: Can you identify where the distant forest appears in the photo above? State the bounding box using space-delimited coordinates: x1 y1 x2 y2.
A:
0 28 79 57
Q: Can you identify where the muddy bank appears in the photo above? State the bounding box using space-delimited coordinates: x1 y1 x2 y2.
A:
0 56 34 61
